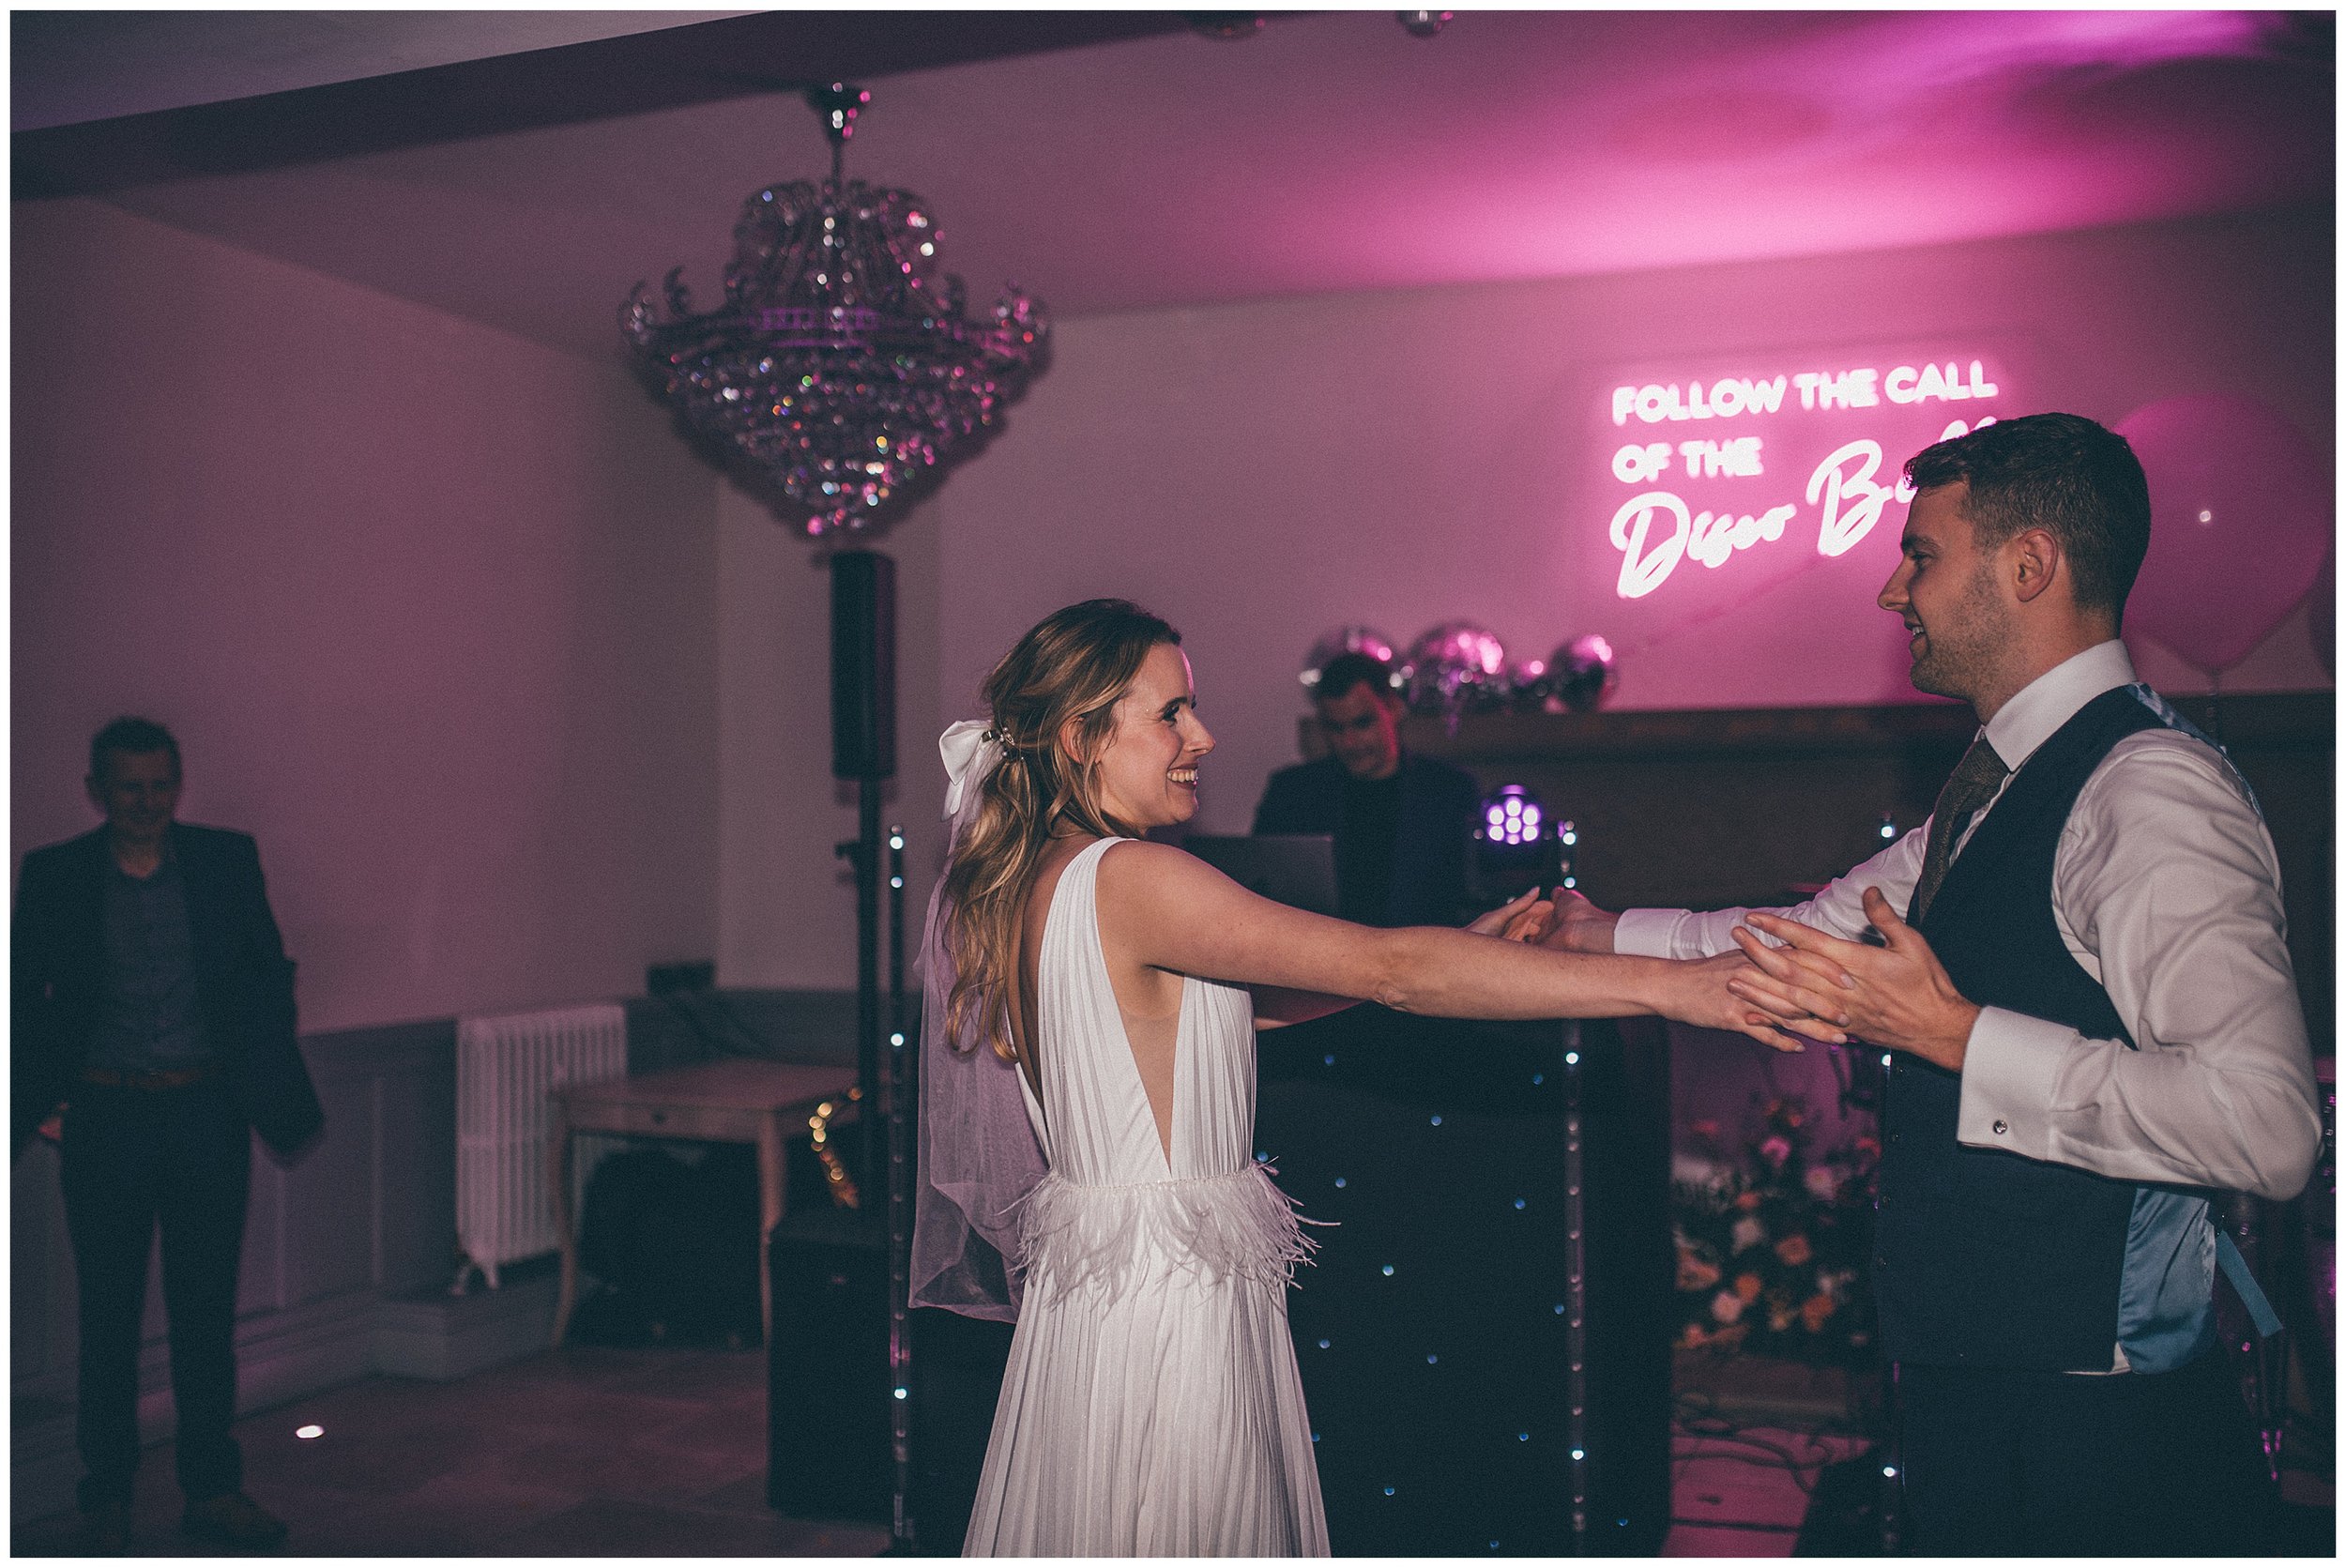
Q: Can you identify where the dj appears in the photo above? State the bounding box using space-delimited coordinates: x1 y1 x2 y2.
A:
1252 652 1482 927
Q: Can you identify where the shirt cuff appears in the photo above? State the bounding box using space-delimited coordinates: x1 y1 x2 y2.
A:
1613 908 1683 958
1956 1007 2073 1163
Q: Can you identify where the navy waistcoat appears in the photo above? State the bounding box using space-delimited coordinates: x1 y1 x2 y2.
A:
1877 686 2164 1370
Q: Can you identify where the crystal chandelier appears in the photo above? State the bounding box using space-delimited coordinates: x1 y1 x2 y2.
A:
622 84 1048 535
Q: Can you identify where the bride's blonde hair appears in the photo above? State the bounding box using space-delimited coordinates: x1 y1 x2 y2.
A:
944 599 1182 1064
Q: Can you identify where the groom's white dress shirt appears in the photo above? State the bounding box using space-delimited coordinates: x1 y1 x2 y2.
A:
1617 640 2321 1207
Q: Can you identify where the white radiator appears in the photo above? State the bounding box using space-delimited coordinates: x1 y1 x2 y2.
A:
453 1001 626 1291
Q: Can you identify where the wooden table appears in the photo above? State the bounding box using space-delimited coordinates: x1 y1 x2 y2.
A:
548 1058 860 1347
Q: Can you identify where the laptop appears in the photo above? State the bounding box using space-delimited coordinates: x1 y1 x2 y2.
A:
1183 834 1340 917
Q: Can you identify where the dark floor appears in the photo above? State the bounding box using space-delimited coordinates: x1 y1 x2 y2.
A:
10 1345 889 1558
13 1344 2330 1557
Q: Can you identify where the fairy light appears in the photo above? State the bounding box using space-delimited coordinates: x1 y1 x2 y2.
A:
808 1099 860 1207
1563 1020 1589 1545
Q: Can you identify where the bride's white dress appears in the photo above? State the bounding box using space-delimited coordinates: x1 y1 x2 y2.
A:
964 837 1331 1556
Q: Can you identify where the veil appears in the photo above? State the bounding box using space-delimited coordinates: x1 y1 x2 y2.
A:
908 720 1049 1320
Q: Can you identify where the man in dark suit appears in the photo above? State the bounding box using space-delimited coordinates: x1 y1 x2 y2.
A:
1253 652 1482 927
14 717 322 1553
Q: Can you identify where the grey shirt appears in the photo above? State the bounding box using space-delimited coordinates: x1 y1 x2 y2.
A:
88 852 213 1070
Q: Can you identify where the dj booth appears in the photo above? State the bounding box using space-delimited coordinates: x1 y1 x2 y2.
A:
1253 1006 1672 1556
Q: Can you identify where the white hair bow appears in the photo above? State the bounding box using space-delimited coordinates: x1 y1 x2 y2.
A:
939 719 1003 820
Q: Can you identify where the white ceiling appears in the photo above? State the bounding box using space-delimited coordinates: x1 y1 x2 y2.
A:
14 10 2332 362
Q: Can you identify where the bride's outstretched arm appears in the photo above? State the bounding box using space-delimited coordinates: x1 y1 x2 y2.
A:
1099 843 1816 1050
1250 887 1553 1030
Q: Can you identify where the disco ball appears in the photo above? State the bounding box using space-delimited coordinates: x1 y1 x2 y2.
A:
1404 621 1509 717
1546 634 1619 713
1299 625 1401 693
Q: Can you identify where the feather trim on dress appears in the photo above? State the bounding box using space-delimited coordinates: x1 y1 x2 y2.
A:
1012 1165 1323 1301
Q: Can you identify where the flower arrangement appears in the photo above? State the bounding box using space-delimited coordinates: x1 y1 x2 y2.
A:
1672 1095 1879 1366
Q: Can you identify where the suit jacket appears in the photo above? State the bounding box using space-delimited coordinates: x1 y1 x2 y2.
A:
1252 752 1483 927
12 822 322 1159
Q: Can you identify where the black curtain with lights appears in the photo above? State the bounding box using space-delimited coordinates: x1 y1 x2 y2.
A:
1257 1009 1672 1556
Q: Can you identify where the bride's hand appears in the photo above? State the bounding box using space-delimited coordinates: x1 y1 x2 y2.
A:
1660 952 1835 1053
1464 887 1553 942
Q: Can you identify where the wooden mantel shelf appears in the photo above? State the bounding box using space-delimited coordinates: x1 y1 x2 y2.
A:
1297 690 2330 767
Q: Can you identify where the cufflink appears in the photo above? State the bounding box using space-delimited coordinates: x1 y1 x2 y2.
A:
1991 1119 2008 1135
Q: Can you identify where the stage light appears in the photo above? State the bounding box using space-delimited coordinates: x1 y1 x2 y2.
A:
1381 1264 1396 1276
1481 786 1543 846
1430 1115 1443 1126
1426 1354 1439 1364
1333 1177 1348 1188
1565 1051 1579 1066
1879 811 1898 841
1475 786 1577 905
1513 1198 1527 1210
296 1424 323 1440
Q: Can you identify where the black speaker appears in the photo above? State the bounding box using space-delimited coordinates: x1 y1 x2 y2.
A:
830 550 897 781
768 1210 891 1522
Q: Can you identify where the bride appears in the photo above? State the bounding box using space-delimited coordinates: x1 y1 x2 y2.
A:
912 600 1787 1557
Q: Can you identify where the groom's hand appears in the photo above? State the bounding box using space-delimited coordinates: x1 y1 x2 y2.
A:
1535 889 1620 953
1668 952 1821 1053
1726 888 1981 1072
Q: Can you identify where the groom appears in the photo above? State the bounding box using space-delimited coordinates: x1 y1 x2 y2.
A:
1542 413 2320 1555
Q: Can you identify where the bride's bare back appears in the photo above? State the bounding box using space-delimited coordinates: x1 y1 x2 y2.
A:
1013 834 1183 1163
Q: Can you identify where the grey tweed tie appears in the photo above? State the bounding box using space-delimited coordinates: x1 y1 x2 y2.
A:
1908 737 2010 923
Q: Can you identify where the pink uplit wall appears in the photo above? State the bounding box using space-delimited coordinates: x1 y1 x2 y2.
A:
713 486 944 990
12 198 721 1034
926 206 2331 841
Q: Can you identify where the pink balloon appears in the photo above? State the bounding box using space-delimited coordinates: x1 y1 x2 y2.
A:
2118 396 2331 674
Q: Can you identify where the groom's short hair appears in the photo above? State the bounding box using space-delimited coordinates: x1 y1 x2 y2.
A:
1904 412 2152 628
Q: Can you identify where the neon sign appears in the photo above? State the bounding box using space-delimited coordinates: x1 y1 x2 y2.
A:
1599 357 2006 600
